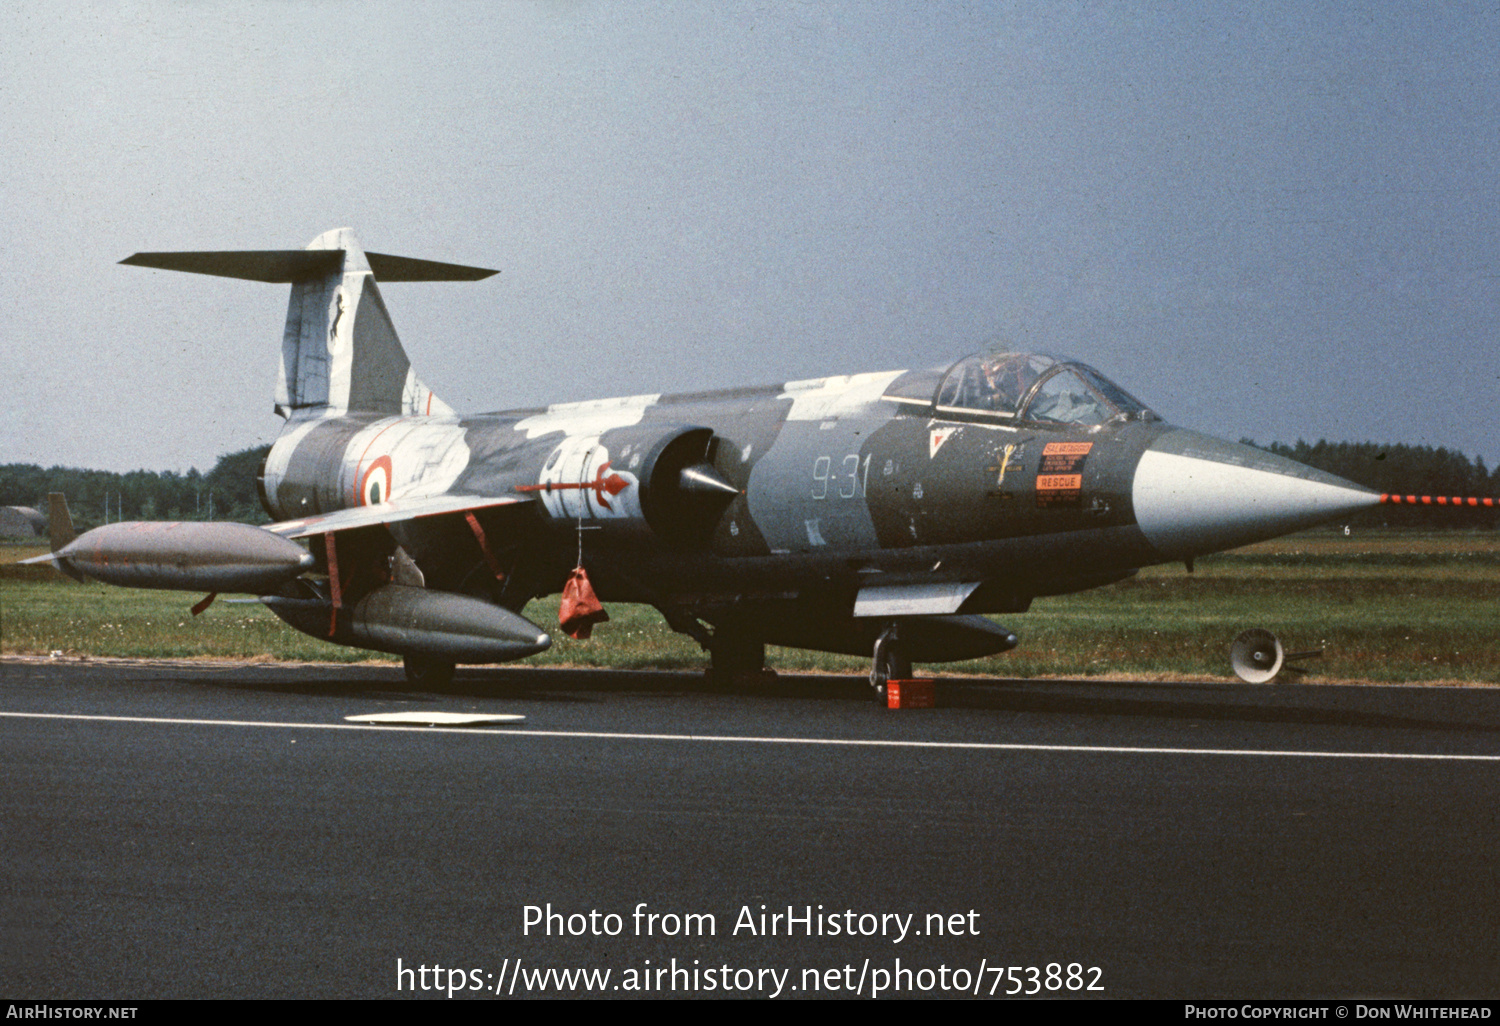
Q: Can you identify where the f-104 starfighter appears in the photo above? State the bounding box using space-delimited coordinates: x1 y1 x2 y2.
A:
33 228 1381 692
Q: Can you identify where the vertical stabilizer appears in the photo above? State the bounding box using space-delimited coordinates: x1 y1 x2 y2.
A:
120 233 497 421
47 493 76 550
44 493 85 580
277 228 453 421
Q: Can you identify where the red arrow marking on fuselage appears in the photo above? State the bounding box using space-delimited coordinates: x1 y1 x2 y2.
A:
516 462 631 510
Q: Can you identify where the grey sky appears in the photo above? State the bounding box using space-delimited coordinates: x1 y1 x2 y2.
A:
4 2 1497 474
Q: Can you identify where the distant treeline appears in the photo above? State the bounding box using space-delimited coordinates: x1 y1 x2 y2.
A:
2 439 1497 533
1241 439 1498 529
0 446 272 531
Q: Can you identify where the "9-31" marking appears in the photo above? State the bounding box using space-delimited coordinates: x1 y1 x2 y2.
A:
811 454 872 500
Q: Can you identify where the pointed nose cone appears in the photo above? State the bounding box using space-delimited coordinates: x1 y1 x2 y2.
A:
1132 430 1381 559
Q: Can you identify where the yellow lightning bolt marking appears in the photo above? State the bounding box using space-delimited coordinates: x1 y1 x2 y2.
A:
996 444 1016 487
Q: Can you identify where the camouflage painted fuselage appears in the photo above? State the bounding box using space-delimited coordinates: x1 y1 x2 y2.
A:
257 365 1367 662
123 229 1381 668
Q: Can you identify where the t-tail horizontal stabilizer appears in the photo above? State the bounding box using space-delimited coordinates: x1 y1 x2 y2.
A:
120 229 494 420
119 250 498 282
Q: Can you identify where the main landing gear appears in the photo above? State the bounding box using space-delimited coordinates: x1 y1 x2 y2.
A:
705 627 775 685
403 653 456 688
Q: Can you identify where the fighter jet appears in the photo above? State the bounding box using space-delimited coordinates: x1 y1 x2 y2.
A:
33 228 1382 692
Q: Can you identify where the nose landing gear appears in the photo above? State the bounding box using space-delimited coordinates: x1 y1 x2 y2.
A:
870 623 912 703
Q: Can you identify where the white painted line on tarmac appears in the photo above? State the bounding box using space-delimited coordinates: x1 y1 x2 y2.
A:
345 711 526 726
2 709 1498 762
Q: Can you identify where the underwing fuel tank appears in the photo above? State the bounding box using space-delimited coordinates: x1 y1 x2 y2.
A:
268 584 552 664
55 521 315 593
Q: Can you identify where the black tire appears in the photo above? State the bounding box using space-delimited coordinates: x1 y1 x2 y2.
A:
870 637 913 701
403 654 456 688
708 631 766 678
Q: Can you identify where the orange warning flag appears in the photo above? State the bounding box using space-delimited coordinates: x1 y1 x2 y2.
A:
559 566 609 639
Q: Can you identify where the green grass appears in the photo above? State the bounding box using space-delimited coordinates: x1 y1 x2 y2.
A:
4 534 1498 683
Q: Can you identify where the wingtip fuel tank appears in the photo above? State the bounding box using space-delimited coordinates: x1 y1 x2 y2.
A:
54 521 315 594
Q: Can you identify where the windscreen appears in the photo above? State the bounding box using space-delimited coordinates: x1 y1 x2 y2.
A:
933 352 1154 423
936 353 1058 416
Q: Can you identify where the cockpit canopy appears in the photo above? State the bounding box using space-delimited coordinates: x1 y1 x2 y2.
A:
883 352 1155 426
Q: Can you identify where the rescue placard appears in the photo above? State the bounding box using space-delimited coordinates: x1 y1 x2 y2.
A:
1037 475 1083 490
1037 442 1091 507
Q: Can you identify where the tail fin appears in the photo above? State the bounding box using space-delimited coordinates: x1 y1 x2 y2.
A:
47 493 76 551
276 228 445 420
41 493 85 580
120 229 497 421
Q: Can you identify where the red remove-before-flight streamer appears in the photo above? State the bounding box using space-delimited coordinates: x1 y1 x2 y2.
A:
1380 494 1498 507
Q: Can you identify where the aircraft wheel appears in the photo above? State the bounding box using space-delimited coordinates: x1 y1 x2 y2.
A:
403 654 456 688
707 631 767 682
870 629 913 702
